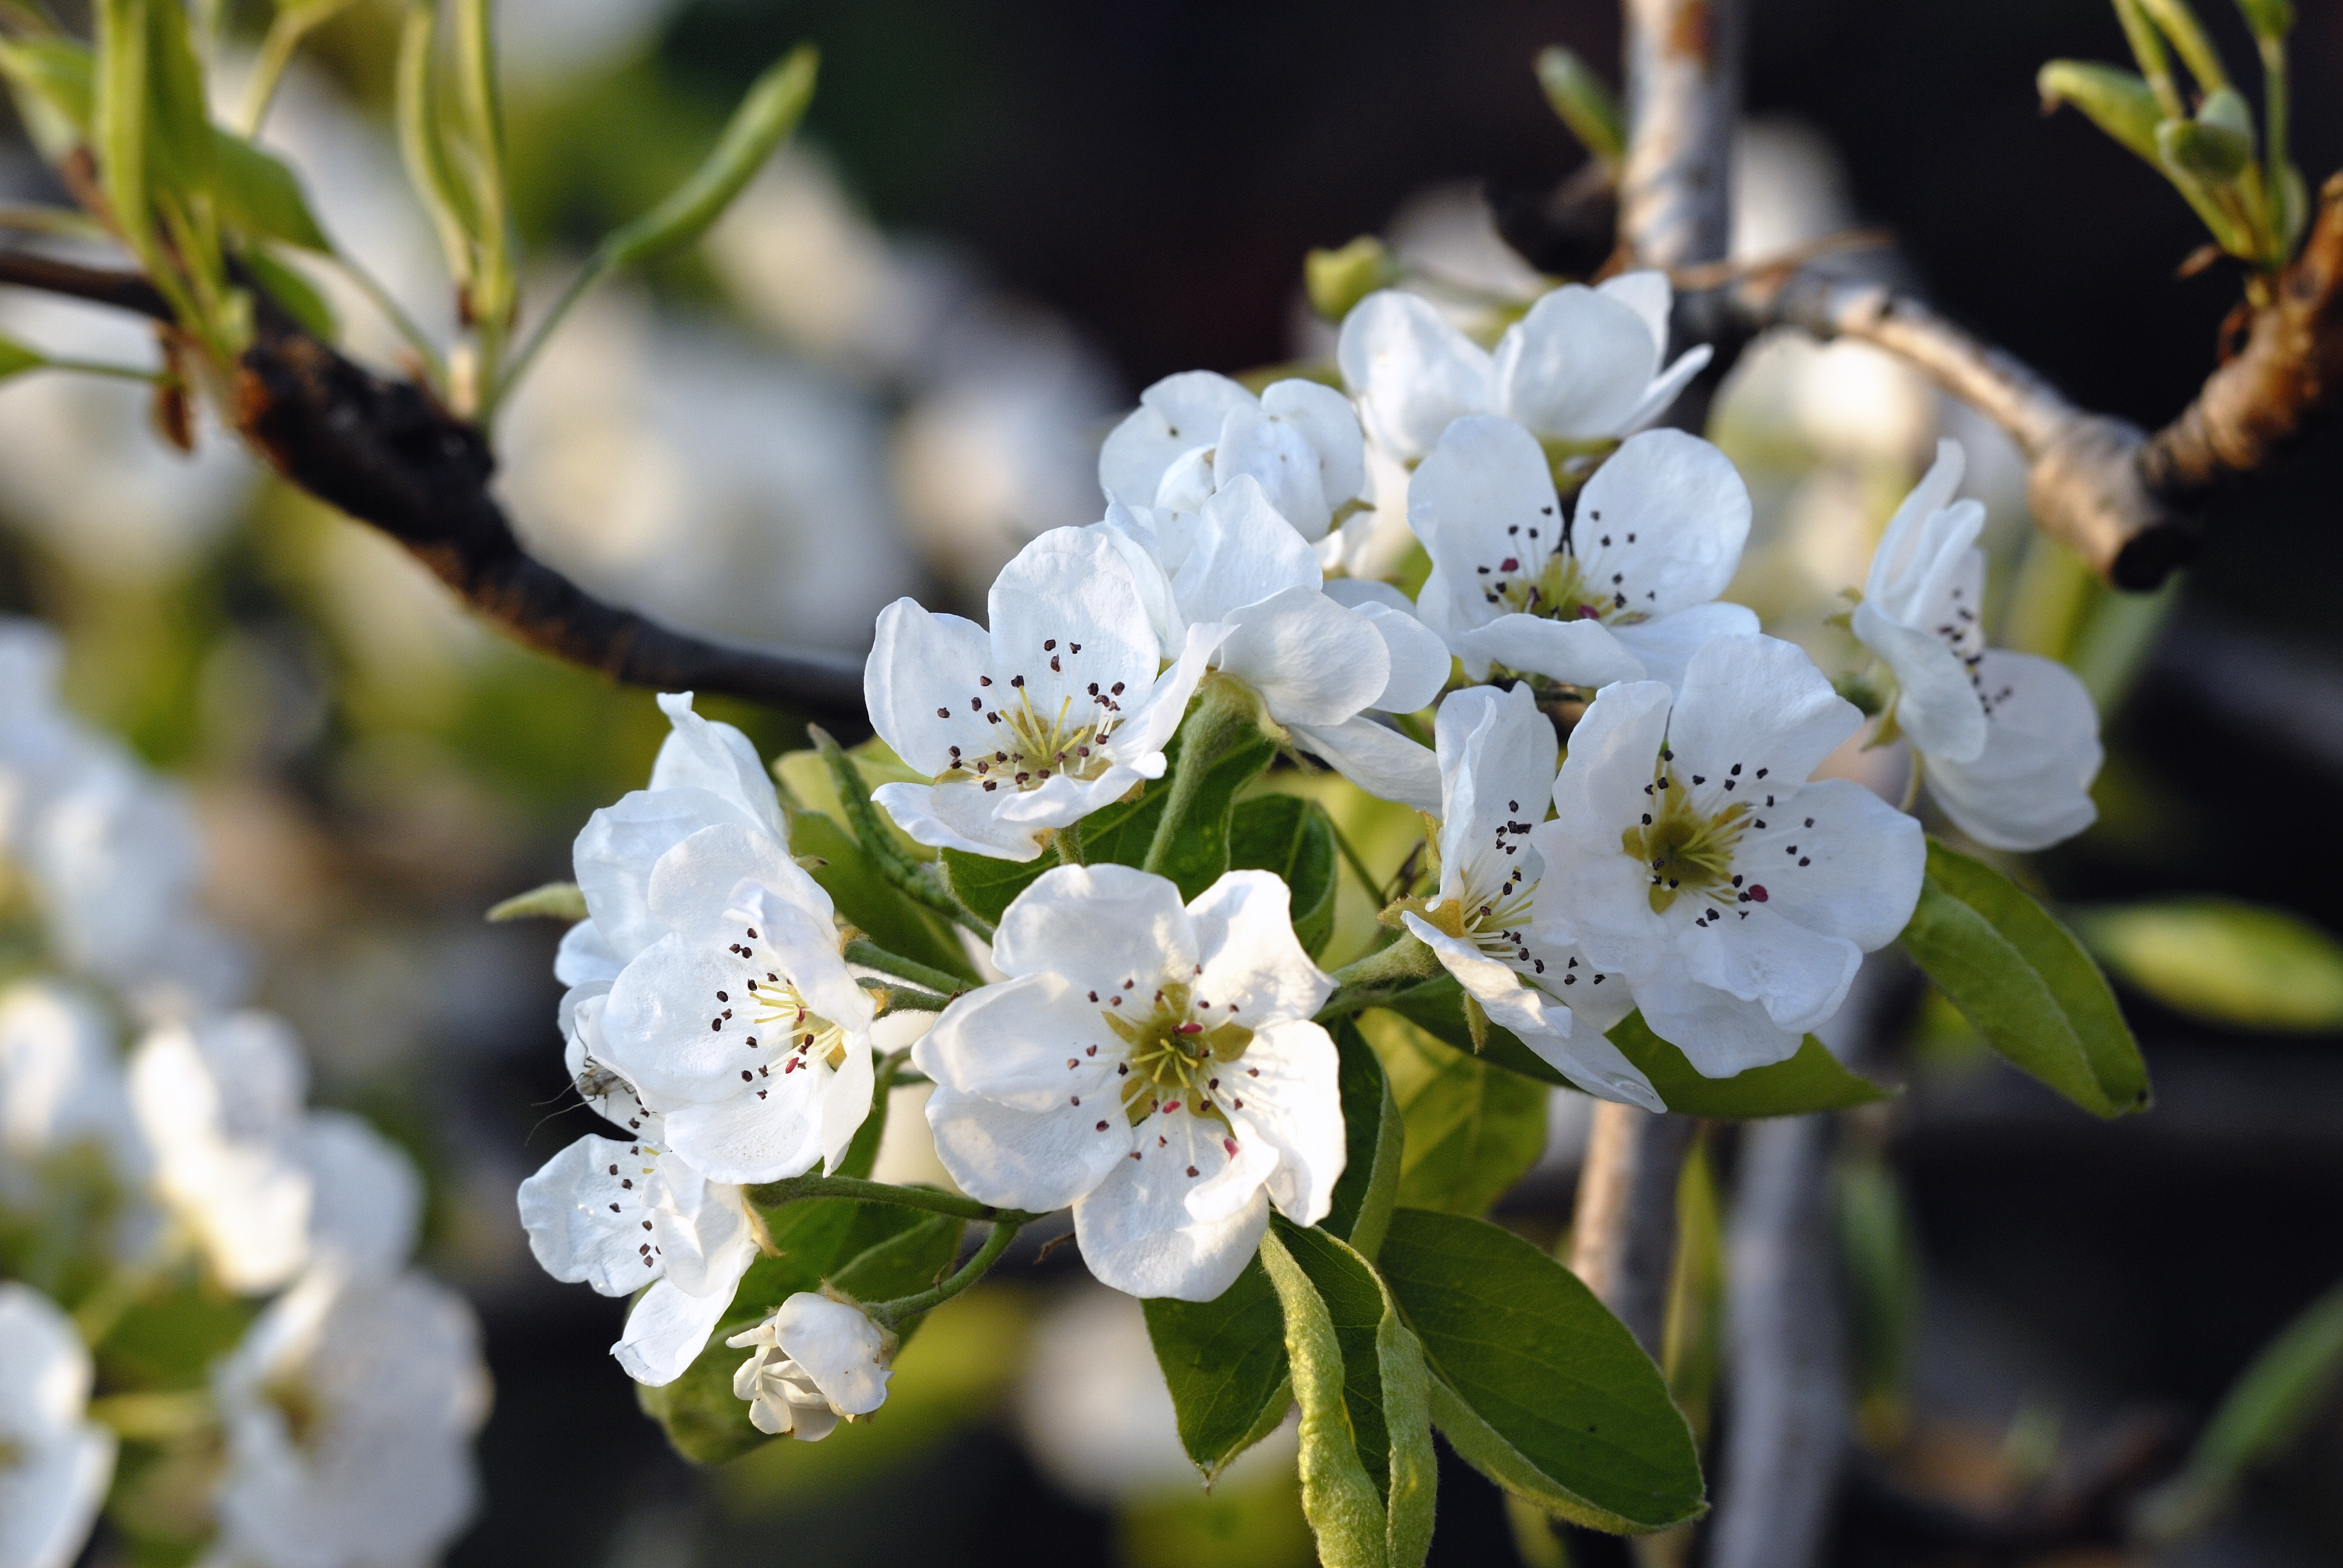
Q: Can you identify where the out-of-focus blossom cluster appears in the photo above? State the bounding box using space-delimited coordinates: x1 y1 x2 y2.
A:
1 619 488 1568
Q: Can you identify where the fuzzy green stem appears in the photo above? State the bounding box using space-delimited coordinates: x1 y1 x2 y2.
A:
844 938 972 999
1142 676 1267 879
865 1218 1023 1328
747 1172 1032 1226
1314 933 1444 1024
1055 817 1085 866
810 725 995 939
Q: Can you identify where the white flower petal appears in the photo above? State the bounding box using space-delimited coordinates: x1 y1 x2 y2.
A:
1924 650 2102 851
1260 377 1367 511
1352 601 1452 714
1285 716 1442 813
1112 620 1230 765
1855 589 1989 766
1188 871 1335 1024
1337 290 1492 460
1676 905 1863 1039
649 693 784 842
1218 587 1389 726
1221 1019 1346 1225
574 786 768 964
1606 601 1762 692
1571 428 1752 618
0 1282 114 1568
1172 475 1324 625
1088 505 1187 660
990 864 1198 987
865 599 998 777
1451 615 1646 690
1864 439 1968 604
1617 344 1713 435
1073 1141 1271 1302
1433 683 1555 897
615 1275 739 1386
1633 950 1808 1078
517 1134 675 1295
1663 636 1861 807
1099 371 1254 508
1738 779 1926 952
1596 270 1673 349
1406 414 1561 619
923 1082 1131 1212
300 1111 421 1282
1215 402 1334 538
913 972 1122 1111
987 529 1161 707
1492 284 1663 440
554 918 623 987
643 822 834 941
775 1293 893 1416
870 780 1050 860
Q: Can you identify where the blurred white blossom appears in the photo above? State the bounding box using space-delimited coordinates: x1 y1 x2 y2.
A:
0 1282 114 1568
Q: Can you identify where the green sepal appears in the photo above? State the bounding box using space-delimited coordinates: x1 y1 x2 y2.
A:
1899 837 2149 1118
1378 1209 1705 1534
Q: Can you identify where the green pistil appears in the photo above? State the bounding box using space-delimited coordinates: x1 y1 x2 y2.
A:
1621 767 1751 913
1103 982 1253 1128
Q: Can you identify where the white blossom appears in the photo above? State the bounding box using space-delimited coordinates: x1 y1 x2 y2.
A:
594 824 875 1184
726 1292 894 1440
1099 371 1367 549
127 1013 314 1294
1337 273 1711 465
1092 477 1450 811
1544 635 1925 1075
518 1132 761 1385
1398 685 1660 1109
866 527 1219 861
0 981 149 1199
1407 416 1757 691
211 1266 488 1568
916 866 1344 1302
297 1111 422 1284
1853 441 2102 851
0 1282 114 1568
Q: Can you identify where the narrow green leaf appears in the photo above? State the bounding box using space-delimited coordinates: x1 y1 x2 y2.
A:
0 36 96 140
1380 1208 1705 1534
605 45 818 270
238 245 337 339
2073 898 2343 1034
2234 0 2292 41
1279 1223 1395 1497
937 776 1170 925
1365 1011 1547 1218
0 333 45 381
1143 1255 1291 1481
95 0 156 264
394 0 477 291
2037 60 2165 165
212 131 330 250
1323 1019 1404 1258
1606 1012 1893 1118
1535 46 1625 168
791 814 975 984
1230 794 1339 958
2138 1280 2343 1540
1899 838 2149 1117
142 0 214 193
484 880 588 923
1260 1227 1391 1568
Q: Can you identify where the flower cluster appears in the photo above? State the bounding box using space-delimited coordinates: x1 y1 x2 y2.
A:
517 272 2109 1449
0 619 488 1568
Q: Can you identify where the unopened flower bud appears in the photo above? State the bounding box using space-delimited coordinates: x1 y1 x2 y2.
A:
726 1292 894 1440
1305 237 1398 324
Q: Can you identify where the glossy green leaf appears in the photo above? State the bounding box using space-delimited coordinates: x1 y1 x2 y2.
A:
1323 1019 1404 1258
95 0 156 265
791 813 974 984
2072 898 2343 1033
2138 1279 2343 1540
603 45 818 270
1230 794 1340 959
213 132 330 250
1260 1227 1391 1568
1365 1011 1547 1218
939 846 1052 926
1143 1255 1291 1482
1379 1209 1705 1534
1607 1012 1893 1118
1901 838 2149 1117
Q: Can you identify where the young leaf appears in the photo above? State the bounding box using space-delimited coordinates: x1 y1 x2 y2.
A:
603 45 819 270
1322 1019 1404 1258
213 132 332 250
1259 1227 1394 1568
0 36 97 139
1230 794 1340 958
1 333 44 381
95 0 156 265
2071 898 2343 1033
1900 838 2149 1117
791 813 975 984
1535 46 1625 169
483 881 589 923
2137 1279 2343 1541
1378 1208 1705 1534
1365 1012 1547 1218
239 246 338 339
939 846 1052 926
2037 60 2164 165
1142 1255 1292 1481
1605 1013 1893 1118
141 0 214 194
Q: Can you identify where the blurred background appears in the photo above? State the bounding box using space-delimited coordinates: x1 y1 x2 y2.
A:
6 1 2343 1564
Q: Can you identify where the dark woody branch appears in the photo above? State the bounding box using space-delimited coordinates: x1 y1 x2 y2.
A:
0 248 868 722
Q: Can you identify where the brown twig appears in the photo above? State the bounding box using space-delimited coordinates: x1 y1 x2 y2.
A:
1 247 867 720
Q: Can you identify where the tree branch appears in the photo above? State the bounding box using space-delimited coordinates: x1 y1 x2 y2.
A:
1568 1105 1697 1356
1722 172 2343 592
1 247 869 721
1617 0 1748 274
1707 1113 1846 1568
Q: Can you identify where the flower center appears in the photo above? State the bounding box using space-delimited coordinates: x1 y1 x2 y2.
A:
753 980 847 1072
1621 763 1752 914
1102 981 1253 1128
939 686 1121 795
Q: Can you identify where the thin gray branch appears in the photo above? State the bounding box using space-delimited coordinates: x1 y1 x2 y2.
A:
1617 0 1748 271
1709 1112 1846 1568
1568 1105 1699 1357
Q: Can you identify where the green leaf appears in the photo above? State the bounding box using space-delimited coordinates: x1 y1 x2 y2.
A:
603 45 818 270
1305 235 1400 323
1142 681 1281 901
142 0 214 194
1899 838 2149 1117
1378 1208 1705 1534
238 245 338 339
2234 0 2292 41
2159 113 2253 181
95 0 157 265
1323 1019 1404 1258
1363 1011 1547 1218
213 131 330 250
1535 46 1625 168
2138 1279 2343 1541
1143 1255 1293 1482
940 846 1054 926
0 333 44 381
2037 60 2166 165
2071 898 2343 1033
1229 793 1339 958
791 813 975 984
1259 1227 1395 1568
0 36 96 144
484 880 588 923
1606 1012 1894 1118
938 765 1178 924
1277 1222 1440 1568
